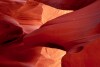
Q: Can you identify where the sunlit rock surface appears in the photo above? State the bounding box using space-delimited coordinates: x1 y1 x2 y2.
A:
0 0 99 67
22 0 100 67
0 0 70 67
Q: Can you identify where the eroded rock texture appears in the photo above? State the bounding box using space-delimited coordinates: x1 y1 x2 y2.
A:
24 0 100 67
0 0 100 67
0 0 69 67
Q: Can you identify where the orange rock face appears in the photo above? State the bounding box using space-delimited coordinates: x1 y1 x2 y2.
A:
0 0 68 67
23 0 100 67
0 0 100 67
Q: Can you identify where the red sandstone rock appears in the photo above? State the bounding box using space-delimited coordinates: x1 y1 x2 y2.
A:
0 0 100 67
24 0 100 67
0 0 67 67
34 0 96 10
0 13 23 45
